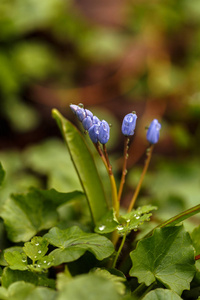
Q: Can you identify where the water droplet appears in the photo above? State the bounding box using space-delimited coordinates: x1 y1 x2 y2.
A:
34 256 37 259
126 219 130 223
47 262 51 266
38 250 42 254
35 243 39 246
136 216 140 219
37 265 40 268
43 260 46 263
22 259 26 263
117 225 124 231
99 225 106 231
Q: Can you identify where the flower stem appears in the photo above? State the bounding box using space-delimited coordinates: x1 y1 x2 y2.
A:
118 137 129 203
127 144 154 213
112 232 127 268
94 143 119 217
103 144 119 217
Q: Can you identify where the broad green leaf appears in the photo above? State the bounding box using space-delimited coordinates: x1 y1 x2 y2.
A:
1 267 55 289
142 288 182 300
0 188 82 242
130 225 195 295
44 226 114 265
4 281 57 300
23 236 49 263
0 162 5 186
93 269 126 295
4 251 27 271
190 225 200 271
57 273 121 300
52 109 108 224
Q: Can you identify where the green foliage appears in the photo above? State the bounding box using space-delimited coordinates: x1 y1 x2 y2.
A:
0 281 57 300
56 273 122 300
95 206 157 235
142 288 182 300
0 188 83 242
44 226 114 265
130 225 196 295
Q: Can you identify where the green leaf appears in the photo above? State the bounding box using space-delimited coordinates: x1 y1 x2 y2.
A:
0 162 5 186
4 251 28 271
0 188 82 242
93 269 126 295
0 247 25 267
0 286 8 299
95 206 157 235
118 206 157 235
23 236 48 263
3 281 57 300
1 268 39 288
52 109 108 224
142 288 182 300
190 225 200 271
44 226 114 265
95 209 119 234
1 267 55 289
57 273 121 300
130 225 195 295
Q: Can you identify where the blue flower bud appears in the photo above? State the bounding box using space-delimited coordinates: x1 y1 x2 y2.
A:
70 104 79 114
92 116 100 125
98 120 110 144
146 119 161 144
88 124 100 143
85 109 93 119
121 113 137 136
82 116 93 130
76 108 86 122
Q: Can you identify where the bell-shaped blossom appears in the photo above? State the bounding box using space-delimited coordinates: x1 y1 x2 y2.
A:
76 108 86 122
98 120 110 144
146 119 161 144
82 116 93 130
70 104 79 114
88 124 100 143
121 113 137 136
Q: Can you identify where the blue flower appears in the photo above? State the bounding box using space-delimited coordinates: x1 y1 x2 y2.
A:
82 116 93 130
88 124 100 143
98 120 110 144
146 119 161 144
70 104 79 114
121 113 137 136
76 108 86 122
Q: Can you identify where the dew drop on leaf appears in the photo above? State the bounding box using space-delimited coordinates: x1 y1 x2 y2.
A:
38 250 42 254
99 225 106 231
117 225 124 231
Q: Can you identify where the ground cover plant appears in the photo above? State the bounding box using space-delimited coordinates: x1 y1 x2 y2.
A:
0 104 200 300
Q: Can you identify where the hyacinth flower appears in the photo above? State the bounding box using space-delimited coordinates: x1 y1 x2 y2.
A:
146 119 161 144
118 112 137 202
121 113 137 136
127 119 161 212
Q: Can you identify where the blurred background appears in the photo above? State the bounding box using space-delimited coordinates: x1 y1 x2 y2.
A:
0 0 200 228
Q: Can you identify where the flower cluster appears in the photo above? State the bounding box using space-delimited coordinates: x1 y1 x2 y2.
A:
70 104 110 144
70 104 161 145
